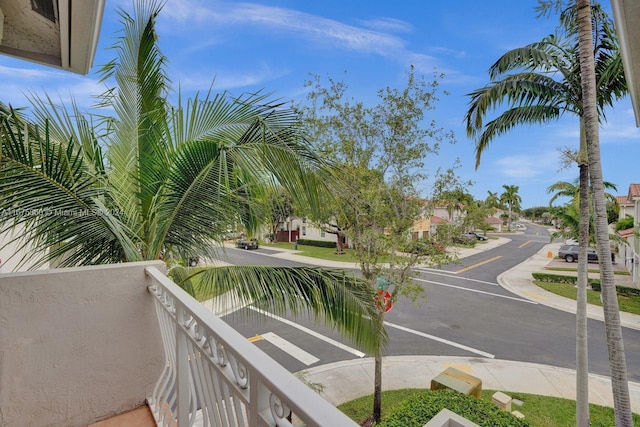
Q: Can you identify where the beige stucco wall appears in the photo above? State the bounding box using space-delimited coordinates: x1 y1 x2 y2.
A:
0 261 165 426
0 223 50 272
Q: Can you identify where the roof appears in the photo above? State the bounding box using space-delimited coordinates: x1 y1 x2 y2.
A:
611 0 640 125
485 216 503 224
430 216 448 225
628 183 640 199
617 228 635 238
0 0 105 74
617 195 632 205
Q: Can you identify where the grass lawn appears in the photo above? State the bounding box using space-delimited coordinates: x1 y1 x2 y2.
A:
546 266 630 275
337 388 640 426
262 242 362 262
183 267 227 302
261 242 415 263
534 280 640 315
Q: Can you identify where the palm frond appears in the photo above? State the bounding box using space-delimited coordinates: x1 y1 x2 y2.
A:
473 105 562 168
192 265 387 353
0 110 138 268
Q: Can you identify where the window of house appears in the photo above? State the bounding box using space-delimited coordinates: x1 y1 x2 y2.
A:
321 231 325 237
302 226 307 236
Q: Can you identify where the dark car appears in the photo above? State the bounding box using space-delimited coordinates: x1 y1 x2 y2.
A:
469 232 488 241
456 234 477 244
558 245 598 263
236 238 259 250
405 239 445 255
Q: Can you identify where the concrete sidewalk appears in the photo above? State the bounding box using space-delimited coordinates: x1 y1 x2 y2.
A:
301 356 640 413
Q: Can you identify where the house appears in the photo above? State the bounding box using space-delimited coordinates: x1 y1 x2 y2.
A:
485 216 503 233
616 195 634 220
0 0 105 74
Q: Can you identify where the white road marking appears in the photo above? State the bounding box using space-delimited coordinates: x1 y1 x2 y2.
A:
413 277 538 304
414 266 457 275
248 306 367 358
261 332 320 366
383 321 495 358
415 269 499 287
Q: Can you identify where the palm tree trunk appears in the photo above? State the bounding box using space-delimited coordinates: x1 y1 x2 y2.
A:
372 310 384 423
373 350 382 423
576 1 632 424
576 149 590 426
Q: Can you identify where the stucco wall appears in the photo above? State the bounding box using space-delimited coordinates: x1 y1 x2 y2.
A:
0 223 50 272
0 261 165 426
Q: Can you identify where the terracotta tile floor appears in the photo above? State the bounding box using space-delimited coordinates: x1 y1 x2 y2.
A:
88 406 156 427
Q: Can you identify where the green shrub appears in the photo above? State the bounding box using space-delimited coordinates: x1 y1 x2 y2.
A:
531 272 577 285
533 273 639 297
589 282 640 297
296 238 336 248
379 389 530 427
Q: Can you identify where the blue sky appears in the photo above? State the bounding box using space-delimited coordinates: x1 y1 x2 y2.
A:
1 0 639 208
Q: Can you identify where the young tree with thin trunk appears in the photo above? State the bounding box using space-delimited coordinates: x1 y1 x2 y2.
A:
299 67 456 424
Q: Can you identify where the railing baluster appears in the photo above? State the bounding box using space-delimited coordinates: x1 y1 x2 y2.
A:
145 266 359 427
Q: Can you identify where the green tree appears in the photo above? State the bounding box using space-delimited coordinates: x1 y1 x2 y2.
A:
299 68 455 424
615 215 634 232
465 2 627 423
500 185 522 231
0 1 384 353
485 190 502 212
265 187 294 243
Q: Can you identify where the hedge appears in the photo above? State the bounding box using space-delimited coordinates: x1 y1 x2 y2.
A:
531 272 598 286
296 239 337 248
532 273 640 296
589 282 640 297
379 389 529 427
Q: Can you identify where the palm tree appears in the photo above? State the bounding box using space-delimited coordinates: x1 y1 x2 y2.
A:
500 185 521 231
0 1 384 352
465 4 627 424
574 0 632 424
547 178 620 245
547 177 617 208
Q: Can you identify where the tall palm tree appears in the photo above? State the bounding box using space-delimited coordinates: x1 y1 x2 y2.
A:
0 1 384 352
575 0 632 424
500 185 521 231
465 3 627 424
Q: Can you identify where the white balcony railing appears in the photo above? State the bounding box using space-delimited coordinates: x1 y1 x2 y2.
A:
146 266 359 427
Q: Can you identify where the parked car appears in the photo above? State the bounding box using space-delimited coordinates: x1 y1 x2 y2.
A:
558 245 598 263
235 238 259 250
405 239 445 255
455 234 476 244
514 223 526 230
469 232 488 241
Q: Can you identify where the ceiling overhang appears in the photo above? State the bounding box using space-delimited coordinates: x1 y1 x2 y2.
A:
0 0 105 75
610 0 640 126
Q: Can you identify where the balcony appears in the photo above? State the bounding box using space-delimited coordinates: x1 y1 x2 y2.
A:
0 261 358 426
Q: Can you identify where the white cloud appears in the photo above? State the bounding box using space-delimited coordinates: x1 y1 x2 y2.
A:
174 64 291 91
356 17 413 33
160 1 405 56
495 152 561 179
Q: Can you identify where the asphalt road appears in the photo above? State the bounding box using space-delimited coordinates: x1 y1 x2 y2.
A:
212 226 640 382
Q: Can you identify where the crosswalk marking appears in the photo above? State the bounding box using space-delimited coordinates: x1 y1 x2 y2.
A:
261 332 320 366
248 306 366 358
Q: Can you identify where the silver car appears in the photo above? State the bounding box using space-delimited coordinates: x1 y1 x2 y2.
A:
558 245 598 263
